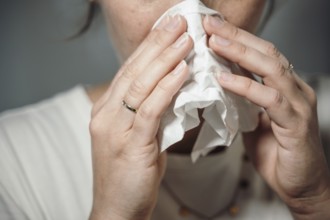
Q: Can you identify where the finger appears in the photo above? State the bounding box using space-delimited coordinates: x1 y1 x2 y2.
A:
124 15 187 79
123 33 193 115
117 15 173 77
91 18 171 116
203 15 289 66
243 112 276 176
208 34 305 103
94 15 187 124
131 61 189 146
217 72 297 128
109 15 188 109
115 33 192 130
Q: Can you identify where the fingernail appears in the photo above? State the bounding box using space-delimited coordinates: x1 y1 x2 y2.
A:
212 35 231 46
165 15 181 32
208 15 224 29
172 60 186 75
219 72 234 81
172 33 189 48
155 16 170 29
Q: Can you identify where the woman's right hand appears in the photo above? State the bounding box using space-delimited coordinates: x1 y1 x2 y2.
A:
89 15 193 220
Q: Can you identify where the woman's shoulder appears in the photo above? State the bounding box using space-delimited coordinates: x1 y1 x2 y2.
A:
0 85 91 133
0 85 93 219
0 85 92 172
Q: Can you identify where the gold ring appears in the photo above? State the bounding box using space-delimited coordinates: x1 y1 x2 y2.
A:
122 100 137 113
287 63 294 73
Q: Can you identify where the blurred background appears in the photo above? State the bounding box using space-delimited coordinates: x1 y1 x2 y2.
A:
0 0 119 112
1 0 329 112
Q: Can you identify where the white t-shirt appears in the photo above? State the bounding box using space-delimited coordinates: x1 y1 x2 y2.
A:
0 86 93 220
2 79 328 219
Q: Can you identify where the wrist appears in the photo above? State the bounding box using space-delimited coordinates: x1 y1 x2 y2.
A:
89 199 154 220
89 211 126 220
289 184 330 220
89 209 151 220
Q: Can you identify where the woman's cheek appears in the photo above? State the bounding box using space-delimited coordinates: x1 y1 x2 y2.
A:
110 9 176 61
204 0 266 32
105 13 153 61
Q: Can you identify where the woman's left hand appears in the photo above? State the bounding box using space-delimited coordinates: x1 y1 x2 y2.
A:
203 15 330 219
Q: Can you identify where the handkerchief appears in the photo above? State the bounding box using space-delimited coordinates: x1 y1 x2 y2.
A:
154 0 260 162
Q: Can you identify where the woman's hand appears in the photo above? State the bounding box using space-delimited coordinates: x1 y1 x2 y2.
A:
89 15 193 220
203 15 330 219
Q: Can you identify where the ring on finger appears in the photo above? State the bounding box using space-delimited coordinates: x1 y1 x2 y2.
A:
122 100 137 113
287 62 294 73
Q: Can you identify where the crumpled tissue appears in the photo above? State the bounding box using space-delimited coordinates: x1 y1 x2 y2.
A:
154 0 261 162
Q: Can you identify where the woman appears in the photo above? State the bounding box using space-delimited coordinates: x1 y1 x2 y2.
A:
0 0 329 219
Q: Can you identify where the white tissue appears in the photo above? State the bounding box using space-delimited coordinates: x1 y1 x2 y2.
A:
154 0 260 162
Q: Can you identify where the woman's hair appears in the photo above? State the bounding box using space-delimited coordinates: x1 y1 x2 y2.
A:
71 1 99 38
257 0 275 33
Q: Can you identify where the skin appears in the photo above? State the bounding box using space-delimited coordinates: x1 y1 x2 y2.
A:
88 0 330 219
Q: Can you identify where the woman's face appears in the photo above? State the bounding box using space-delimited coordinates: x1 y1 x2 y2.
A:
99 0 266 63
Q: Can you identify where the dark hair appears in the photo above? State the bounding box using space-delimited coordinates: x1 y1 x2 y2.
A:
70 1 98 39
257 0 275 33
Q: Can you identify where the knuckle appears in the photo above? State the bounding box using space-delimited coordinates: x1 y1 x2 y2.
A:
156 80 171 94
90 114 122 146
89 118 105 138
295 97 316 121
272 61 286 78
229 26 240 39
265 42 281 58
268 90 284 109
127 79 147 100
233 44 248 64
155 82 172 105
304 85 317 107
122 65 137 80
139 104 160 120
238 44 248 57
153 32 168 47
242 78 253 93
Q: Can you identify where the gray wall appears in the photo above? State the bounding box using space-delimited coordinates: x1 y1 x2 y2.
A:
1 0 329 112
0 0 119 111
261 0 330 74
